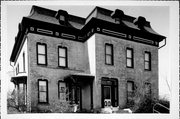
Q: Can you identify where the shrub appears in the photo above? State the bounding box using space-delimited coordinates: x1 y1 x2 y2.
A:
134 97 169 113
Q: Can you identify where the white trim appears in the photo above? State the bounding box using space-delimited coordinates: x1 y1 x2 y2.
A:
102 29 127 38
37 28 53 35
133 36 154 44
78 36 83 40
61 33 76 39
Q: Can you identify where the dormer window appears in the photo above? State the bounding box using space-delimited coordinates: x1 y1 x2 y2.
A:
111 9 124 24
55 10 68 25
60 15 65 21
134 16 146 30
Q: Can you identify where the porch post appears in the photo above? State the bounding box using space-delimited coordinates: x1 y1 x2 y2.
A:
90 83 93 110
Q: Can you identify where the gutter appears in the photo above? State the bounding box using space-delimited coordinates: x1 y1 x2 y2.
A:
158 38 166 49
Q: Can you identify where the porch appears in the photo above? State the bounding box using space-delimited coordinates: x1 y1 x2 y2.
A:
11 76 27 108
64 73 94 111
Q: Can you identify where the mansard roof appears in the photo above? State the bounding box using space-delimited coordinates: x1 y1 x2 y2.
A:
28 6 86 29
10 5 166 62
27 6 161 36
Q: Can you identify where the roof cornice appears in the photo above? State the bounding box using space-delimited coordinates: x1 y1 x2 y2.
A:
10 6 166 62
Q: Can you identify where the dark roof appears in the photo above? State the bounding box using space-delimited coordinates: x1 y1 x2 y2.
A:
27 6 163 36
28 5 85 29
10 5 166 62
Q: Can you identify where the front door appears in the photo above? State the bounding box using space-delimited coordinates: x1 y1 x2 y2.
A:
103 86 111 107
101 78 118 108
70 85 82 110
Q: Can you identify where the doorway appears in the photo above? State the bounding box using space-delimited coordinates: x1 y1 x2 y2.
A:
103 86 111 107
69 85 82 110
101 78 118 108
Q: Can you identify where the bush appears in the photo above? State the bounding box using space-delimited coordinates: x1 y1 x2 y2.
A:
134 96 155 113
134 97 170 113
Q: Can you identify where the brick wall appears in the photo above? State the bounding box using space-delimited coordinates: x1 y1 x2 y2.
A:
94 33 158 108
25 32 159 111
27 33 87 111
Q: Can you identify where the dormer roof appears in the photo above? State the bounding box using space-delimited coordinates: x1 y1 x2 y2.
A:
10 5 166 62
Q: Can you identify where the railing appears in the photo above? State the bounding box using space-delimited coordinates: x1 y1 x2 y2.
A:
153 103 169 113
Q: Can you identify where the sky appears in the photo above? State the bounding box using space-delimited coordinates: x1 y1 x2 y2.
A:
5 4 170 99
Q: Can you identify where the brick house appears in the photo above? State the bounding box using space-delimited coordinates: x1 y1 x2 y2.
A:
10 6 166 112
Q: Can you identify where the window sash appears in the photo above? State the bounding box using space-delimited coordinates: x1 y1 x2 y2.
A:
60 15 65 21
126 48 133 67
145 83 151 95
145 62 150 70
59 57 66 67
59 48 66 57
105 45 112 55
58 47 67 67
37 43 47 65
127 49 132 58
38 80 48 103
38 55 46 64
127 82 134 92
105 55 112 64
58 82 66 100
105 44 113 65
127 81 134 99
144 52 151 70
38 44 46 54
39 92 47 102
145 53 150 61
127 58 132 67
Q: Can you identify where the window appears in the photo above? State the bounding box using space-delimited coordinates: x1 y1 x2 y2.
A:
58 46 67 67
58 81 66 101
105 44 113 65
127 81 134 103
37 43 47 65
126 48 133 68
145 82 151 96
23 52 25 72
38 79 48 103
60 15 65 21
59 15 66 25
127 81 134 96
16 63 19 75
18 83 26 105
144 52 151 70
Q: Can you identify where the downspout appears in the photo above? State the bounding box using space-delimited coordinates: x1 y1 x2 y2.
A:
158 38 166 49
